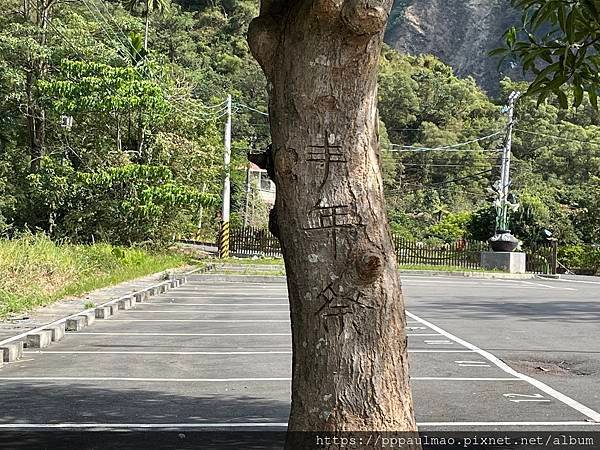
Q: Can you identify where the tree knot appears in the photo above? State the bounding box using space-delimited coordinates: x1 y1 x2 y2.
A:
356 251 384 283
341 0 390 36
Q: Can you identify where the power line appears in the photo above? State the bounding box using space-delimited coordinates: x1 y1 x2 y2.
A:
389 131 504 152
388 147 503 153
169 103 229 124
386 185 492 197
514 128 600 147
235 102 269 117
198 99 228 110
95 0 144 60
169 101 228 120
80 0 130 56
400 163 502 168
387 169 494 193
388 128 424 132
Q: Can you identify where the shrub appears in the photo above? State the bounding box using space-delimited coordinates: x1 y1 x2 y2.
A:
427 211 472 242
559 245 600 275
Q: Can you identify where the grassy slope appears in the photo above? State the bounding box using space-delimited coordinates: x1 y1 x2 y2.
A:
0 235 187 319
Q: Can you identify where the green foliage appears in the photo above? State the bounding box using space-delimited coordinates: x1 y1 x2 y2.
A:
559 244 600 275
0 0 264 245
64 164 217 244
0 233 187 318
39 59 167 115
378 48 501 240
427 212 472 241
0 0 598 258
494 0 600 108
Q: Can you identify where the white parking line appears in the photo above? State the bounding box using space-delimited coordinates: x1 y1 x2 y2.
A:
159 296 290 300
124 310 290 314
23 350 292 355
105 319 291 322
406 311 600 423
519 280 577 291
65 332 435 337
145 303 290 306
0 376 516 382
0 377 291 382
0 423 289 429
179 290 286 294
413 377 517 381
405 282 563 290
409 350 474 353
23 350 473 355
0 421 597 429
66 333 292 336
418 421 600 427
553 278 600 286
185 283 286 287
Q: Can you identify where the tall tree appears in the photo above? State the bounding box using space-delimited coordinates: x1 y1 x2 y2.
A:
247 0 418 444
23 0 58 172
124 0 167 50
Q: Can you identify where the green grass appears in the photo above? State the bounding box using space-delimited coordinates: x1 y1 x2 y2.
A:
0 234 187 319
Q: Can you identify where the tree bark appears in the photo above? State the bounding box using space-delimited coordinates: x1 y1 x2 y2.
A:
247 0 418 445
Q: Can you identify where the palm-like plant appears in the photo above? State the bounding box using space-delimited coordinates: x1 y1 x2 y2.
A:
123 0 168 50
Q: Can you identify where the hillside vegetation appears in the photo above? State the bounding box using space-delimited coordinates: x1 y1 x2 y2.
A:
0 234 187 318
0 0 598 270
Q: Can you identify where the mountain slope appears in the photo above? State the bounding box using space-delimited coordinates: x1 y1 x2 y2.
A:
384 0 521 94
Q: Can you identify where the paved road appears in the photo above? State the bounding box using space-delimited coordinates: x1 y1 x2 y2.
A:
0 275 599 447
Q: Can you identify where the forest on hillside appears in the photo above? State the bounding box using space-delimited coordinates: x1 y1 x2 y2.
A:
0 0 599 270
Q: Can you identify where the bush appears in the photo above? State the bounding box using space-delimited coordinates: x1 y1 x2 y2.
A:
388 210 419 240
426 212 472 242
62 164 217 244
559 245 600 275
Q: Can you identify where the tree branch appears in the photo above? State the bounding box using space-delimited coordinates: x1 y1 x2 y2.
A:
341 0 391 36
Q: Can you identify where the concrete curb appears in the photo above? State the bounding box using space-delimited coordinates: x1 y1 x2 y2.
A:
0 275 191 364
398 270 536 280
189 274 287 284
537 274 561 279
0 263 217 363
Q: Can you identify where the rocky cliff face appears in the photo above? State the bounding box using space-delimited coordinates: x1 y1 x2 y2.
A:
384 0 521 94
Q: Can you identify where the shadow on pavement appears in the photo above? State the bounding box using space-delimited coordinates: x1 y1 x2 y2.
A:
0 382 289 449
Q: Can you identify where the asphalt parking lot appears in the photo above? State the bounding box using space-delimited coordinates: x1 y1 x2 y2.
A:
0 274 598 447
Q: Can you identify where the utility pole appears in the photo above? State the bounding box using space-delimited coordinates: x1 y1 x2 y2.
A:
497 90 520 231
219 94 232 258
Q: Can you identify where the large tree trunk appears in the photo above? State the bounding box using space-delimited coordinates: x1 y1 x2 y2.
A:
247 0 418 443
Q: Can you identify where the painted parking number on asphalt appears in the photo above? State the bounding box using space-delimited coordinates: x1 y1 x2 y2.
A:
503 393 551 403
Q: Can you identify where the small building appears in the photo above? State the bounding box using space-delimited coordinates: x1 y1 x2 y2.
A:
248 163 275 205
